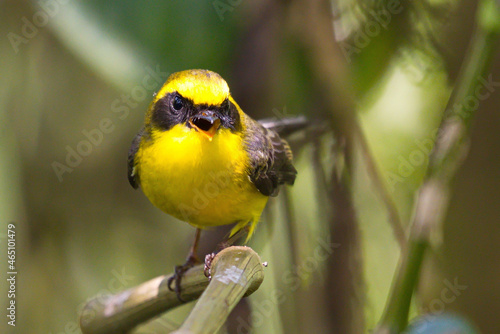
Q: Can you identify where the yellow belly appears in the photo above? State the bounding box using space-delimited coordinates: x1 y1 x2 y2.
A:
136 124 268 231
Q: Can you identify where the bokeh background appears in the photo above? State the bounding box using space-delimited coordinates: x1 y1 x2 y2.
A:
1 0 499 333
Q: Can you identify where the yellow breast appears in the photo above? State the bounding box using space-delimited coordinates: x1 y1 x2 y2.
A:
136 124 268 229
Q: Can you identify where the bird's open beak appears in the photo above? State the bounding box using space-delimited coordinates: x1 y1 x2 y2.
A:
189 111 221 141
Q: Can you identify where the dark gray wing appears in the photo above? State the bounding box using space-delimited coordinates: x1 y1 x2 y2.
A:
245 118 297 197
127 128 145 189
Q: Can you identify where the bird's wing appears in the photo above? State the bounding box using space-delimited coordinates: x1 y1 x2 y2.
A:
127 128 145 189
245 117 297 197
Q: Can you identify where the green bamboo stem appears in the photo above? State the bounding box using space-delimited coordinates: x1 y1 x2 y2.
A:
79 246 264 334
376 1 500 333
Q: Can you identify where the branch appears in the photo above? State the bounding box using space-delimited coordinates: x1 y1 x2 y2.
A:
80 246 265 334
376 1 500 332
171 246 264 334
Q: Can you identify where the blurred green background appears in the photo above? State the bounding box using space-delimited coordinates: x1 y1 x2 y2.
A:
0 0 499 333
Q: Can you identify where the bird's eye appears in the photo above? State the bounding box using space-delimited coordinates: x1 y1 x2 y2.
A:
172 95 184 112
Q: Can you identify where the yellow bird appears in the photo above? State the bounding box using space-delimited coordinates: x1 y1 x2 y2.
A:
128 69 297 292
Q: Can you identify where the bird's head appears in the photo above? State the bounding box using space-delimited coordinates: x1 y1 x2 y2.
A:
146 69 242 141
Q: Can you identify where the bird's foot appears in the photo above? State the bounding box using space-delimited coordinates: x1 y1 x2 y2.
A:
167 255 200 302
204 253 216 280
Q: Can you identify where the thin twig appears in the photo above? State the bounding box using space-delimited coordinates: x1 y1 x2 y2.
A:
290 0 407 251
288 1 367 331
355 125 407 249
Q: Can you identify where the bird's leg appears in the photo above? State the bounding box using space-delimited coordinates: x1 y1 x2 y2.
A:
168 228 202 301
185 228 202 264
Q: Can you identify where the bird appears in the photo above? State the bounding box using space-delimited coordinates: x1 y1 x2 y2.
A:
128 69 298 295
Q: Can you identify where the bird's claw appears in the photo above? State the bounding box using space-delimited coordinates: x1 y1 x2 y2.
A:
167 256 199 302
204 253 216 280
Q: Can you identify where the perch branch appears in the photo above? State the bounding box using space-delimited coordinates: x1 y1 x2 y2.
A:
80 246 264 334
171 246 264 334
